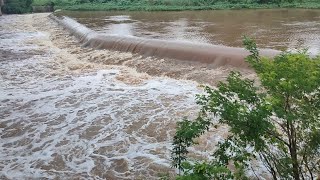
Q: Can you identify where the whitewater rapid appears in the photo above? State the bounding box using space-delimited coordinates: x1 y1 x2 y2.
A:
0 13 270 179
0 14 207 179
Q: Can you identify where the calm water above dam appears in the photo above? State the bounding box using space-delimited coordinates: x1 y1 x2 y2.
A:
60 9 320 54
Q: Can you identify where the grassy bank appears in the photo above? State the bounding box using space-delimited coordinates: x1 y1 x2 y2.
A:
32 0 320 11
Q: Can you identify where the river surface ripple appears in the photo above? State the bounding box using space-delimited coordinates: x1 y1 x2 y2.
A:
60 9 320 55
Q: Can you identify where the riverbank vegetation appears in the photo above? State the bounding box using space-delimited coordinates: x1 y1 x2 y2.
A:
171 38 320 179
2 0 33 14
2 0 320 14
31 0 320 11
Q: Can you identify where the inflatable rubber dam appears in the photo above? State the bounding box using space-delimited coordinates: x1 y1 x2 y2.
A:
50 14 280 68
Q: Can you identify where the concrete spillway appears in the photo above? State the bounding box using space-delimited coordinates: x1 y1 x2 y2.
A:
50 14 279 68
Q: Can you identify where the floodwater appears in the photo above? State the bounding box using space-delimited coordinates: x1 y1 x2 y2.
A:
3 9 318 179
1 14 246 180
60 9 320 54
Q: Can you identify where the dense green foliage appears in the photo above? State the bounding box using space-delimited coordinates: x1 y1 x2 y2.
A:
2 0 319 13
33 0 313 6
171 38 320 179
31 0 320 10
2 0 33 14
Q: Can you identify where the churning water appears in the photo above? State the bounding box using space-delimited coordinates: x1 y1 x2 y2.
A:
0 14 211 179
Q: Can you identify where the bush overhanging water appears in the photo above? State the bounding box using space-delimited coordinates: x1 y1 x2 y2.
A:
171 37 320 179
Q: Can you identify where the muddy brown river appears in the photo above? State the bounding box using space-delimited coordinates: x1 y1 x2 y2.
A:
60 9 320 54
1 13 231 180
1 9 320 180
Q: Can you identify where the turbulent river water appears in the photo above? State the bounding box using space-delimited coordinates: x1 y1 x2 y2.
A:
60 9 320 54
1 9 319 180
0 14 206 179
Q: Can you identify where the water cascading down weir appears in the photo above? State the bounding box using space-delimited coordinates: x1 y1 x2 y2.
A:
49 14 279 68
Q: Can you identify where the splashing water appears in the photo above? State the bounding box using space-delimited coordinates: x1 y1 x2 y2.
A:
0 14 207 179
0 13 271 179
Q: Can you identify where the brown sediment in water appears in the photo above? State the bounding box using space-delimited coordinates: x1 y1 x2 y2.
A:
45 14 274 86
49 14 279 69
0 13 202 179
0 13 271 179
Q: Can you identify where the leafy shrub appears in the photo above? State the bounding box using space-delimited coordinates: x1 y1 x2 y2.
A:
172 37 320 179
3 0 33 14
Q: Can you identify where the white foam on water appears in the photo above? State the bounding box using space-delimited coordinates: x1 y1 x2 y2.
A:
0 26 204 178
0 14 273 179
0 15 203 179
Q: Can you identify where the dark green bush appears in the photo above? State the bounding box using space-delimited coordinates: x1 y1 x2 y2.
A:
3 0 33 14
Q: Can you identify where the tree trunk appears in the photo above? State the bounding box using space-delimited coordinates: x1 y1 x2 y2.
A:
291 143 300 180
288 122 300 180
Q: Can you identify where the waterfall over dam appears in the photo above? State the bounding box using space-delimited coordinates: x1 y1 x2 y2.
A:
50 14 280 68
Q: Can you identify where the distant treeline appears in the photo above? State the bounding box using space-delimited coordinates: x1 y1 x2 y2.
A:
1 0 318 14
2 0 33 13
36 0 302 6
